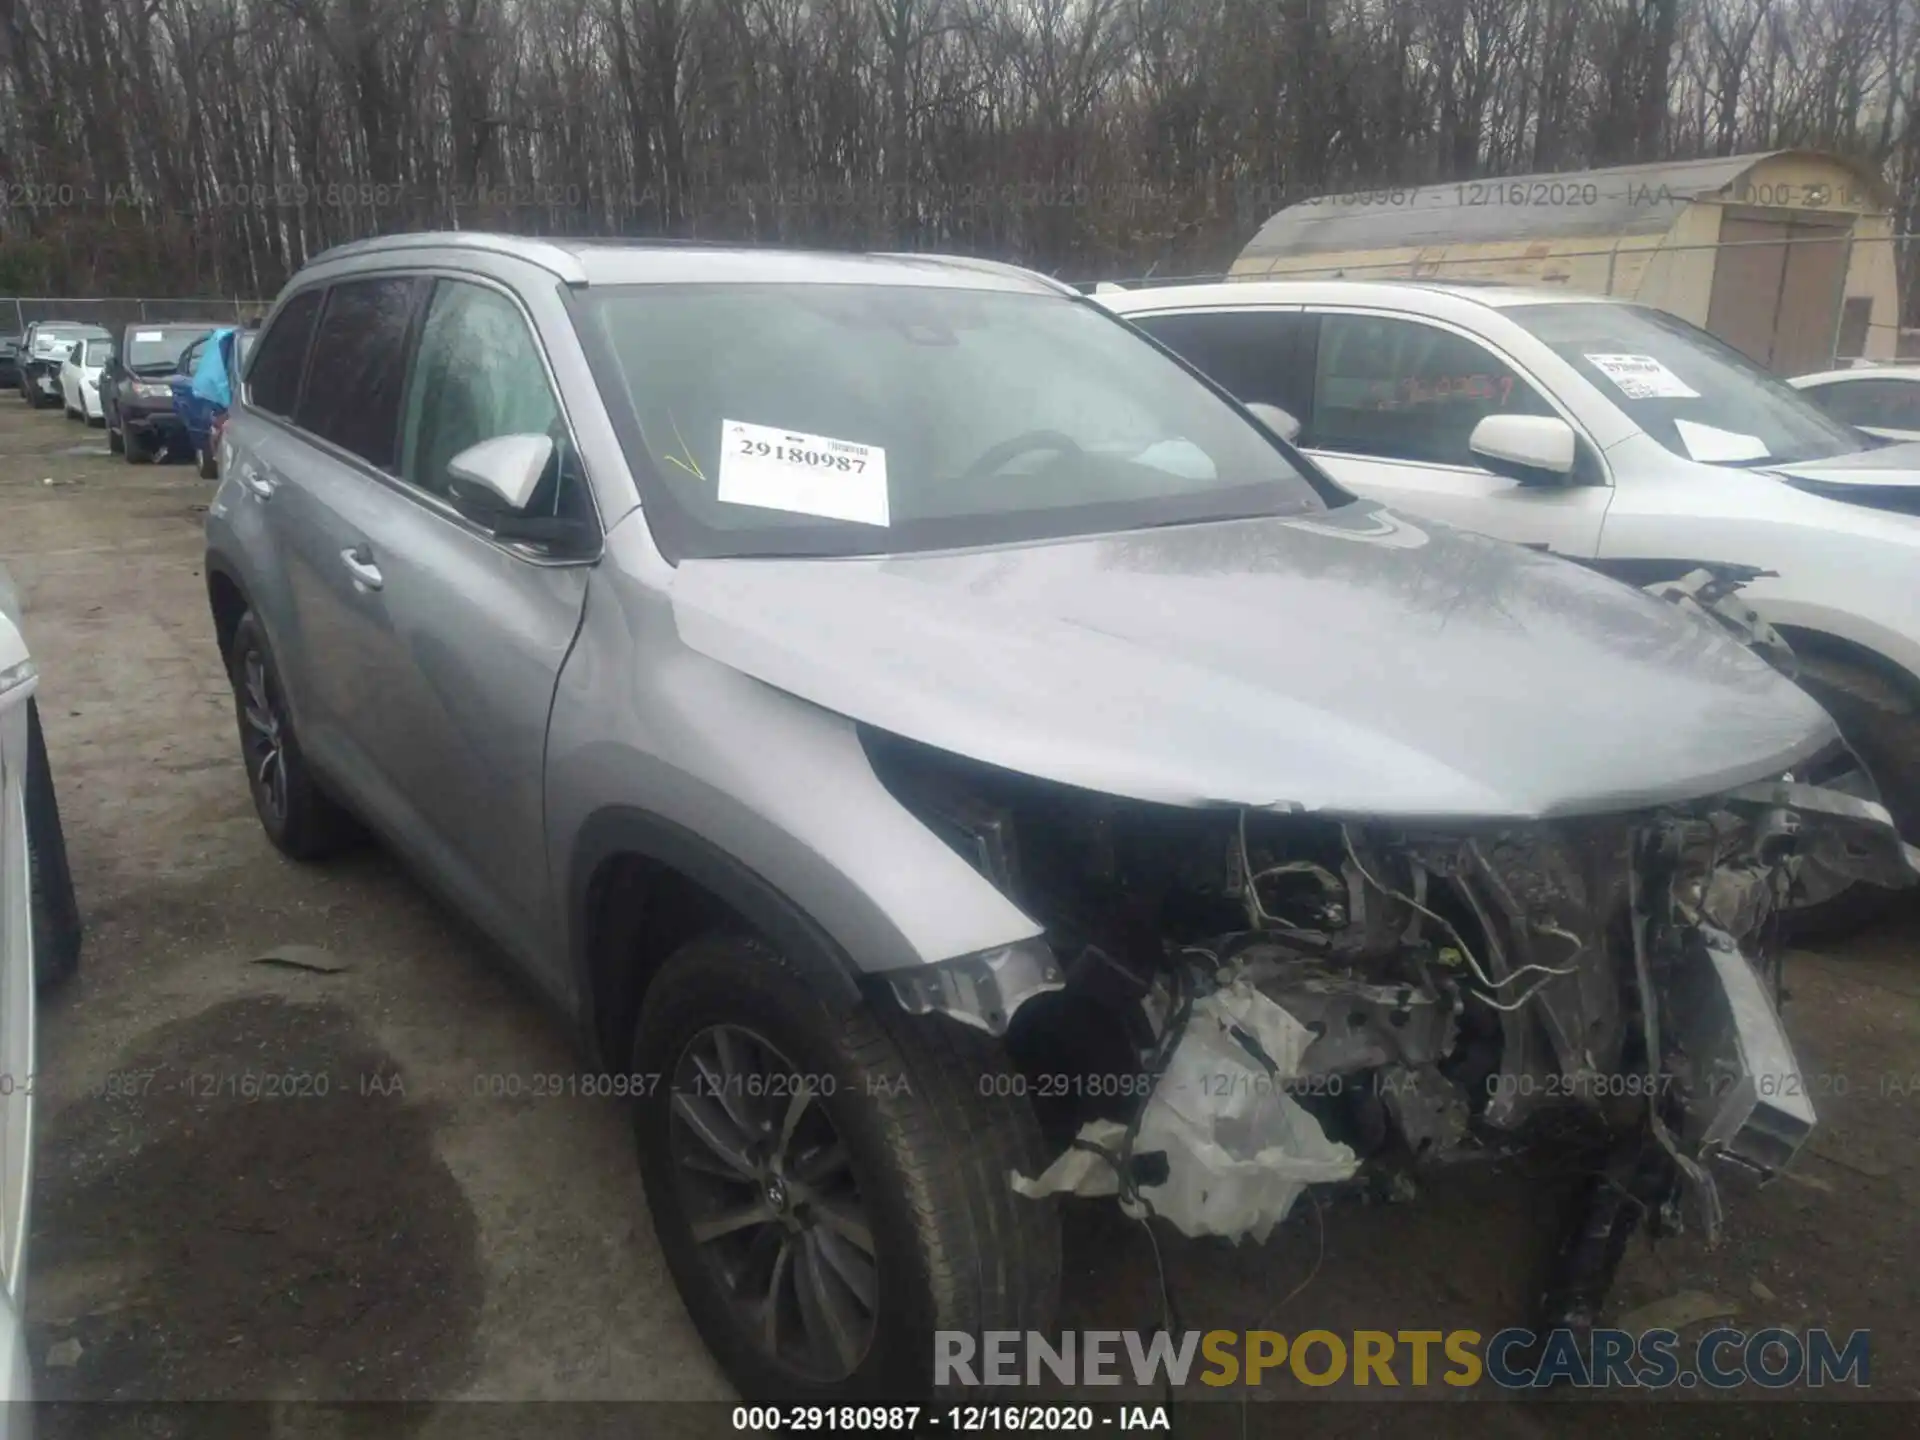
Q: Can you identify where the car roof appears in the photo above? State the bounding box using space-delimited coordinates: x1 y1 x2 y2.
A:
122 320 224 335
1097 277 1623 316
1790 365 1920 385
33 321 110 334
301 231 1076 297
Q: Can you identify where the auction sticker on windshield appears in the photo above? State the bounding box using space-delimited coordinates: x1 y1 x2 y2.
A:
1583 353 1700 400
717 419 890 526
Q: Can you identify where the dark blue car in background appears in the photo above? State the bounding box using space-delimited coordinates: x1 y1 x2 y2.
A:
170 326 256 477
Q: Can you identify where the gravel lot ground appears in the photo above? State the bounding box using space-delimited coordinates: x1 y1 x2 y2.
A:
1 397 1913 1437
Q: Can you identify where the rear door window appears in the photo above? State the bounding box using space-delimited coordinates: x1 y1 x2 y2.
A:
1130 309 1317 420
246 289 324 418
1802 377 1920 432
1307 313 1556 466
295 277 427 470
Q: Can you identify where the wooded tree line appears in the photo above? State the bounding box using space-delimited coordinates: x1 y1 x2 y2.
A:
0 0 1916 306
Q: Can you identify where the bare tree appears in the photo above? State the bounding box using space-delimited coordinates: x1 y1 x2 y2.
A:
0 0 1911 320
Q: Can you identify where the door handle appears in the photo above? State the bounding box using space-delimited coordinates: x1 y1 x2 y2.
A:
238 464 278 500
340 547 384 591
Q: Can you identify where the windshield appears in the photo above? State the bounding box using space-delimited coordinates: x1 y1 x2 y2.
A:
124 326 214 373
578 282 1331 558
1506 302 1866 467
32 325 90 353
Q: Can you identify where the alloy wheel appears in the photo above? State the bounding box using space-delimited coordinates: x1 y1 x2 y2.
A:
669 1023 879 1383
240 650 288 823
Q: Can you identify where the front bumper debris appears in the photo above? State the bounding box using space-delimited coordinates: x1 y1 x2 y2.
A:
1668 929 1815 1174
995 779 1910 1278
1011 980 1360 1241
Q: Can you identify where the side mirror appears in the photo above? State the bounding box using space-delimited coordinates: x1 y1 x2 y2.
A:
1244 401 1303 444
446 433 553 517
1469 413 1577 485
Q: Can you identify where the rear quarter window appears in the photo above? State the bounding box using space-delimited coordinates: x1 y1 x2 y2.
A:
246 289 324 418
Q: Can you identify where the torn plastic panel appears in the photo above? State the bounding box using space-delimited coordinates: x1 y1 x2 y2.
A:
1011 981 1359 1243
887 938 1063 1036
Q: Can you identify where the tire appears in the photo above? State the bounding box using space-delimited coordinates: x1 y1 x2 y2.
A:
1785 653 1920 942
226 610 361 861
634 932 1060 1404
124 429 150 464
107 419 124 453
198 442 218 480
23 700 82 992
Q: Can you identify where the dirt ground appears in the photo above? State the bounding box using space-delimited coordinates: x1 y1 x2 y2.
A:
1 397 1914 1436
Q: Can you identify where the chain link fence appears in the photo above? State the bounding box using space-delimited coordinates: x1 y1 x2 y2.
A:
3 296 267 338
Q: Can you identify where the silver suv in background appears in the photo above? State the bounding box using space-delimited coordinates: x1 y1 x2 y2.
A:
205 235 1909 1402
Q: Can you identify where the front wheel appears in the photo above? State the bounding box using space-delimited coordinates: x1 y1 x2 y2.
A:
197 442 219 480
634 933 1060 1404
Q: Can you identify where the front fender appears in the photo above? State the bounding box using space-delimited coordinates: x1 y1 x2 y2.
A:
548 553 1047 1011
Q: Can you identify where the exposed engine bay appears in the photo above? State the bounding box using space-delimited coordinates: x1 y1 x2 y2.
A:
866 722 1919 1323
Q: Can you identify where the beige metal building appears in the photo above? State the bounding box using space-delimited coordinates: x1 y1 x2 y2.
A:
1230 150 1900 374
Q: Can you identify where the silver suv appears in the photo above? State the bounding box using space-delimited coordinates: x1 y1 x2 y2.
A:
204 234 1910 1402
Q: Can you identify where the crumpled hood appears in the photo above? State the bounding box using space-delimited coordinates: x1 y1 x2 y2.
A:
669 503 1838 819
1767 438 1920 488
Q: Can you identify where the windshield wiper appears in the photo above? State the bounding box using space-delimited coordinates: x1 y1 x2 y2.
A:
1125 504 1305 531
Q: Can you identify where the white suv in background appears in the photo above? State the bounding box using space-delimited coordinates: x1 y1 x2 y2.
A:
1100 280 1920 844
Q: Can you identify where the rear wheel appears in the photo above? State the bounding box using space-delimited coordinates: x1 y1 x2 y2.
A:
634 932 1060 1403
226 610 361 861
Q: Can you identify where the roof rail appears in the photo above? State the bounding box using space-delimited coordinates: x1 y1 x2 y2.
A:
874 251 1079 297
303 231 590 284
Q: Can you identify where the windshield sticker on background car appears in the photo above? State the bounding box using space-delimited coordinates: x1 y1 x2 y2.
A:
716 419 890 526
1673 418 1771 463
1582 353 1701 400
134 329 164 342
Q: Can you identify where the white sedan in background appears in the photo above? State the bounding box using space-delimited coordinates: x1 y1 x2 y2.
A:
0 594 43 1412
58 336 108 425
1790 364 1920 443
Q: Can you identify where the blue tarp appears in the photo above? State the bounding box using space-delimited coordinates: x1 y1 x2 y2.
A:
190 327 236 408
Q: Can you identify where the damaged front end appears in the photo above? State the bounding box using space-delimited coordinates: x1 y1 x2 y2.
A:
867 728 1917 1321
